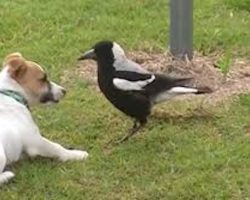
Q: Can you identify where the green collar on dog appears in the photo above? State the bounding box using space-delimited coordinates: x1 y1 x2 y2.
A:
0 90 28 107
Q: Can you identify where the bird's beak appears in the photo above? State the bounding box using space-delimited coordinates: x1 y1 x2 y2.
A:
78 49 97 60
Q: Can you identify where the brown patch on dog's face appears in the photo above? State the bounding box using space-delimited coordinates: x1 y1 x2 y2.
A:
3 53 52 104
16 61 50 99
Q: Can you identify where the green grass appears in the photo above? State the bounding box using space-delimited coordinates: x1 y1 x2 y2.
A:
226 0 250 12
0 0 250 199
217 51 232 75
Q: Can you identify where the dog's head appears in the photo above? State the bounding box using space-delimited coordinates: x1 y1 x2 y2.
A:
3 52 66 106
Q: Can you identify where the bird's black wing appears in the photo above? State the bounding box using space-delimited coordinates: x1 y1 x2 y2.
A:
144 74 193 95
112 70 155 91
144 74 213 104
114 71 152 81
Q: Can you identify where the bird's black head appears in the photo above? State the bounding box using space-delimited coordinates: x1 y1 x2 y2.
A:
78 40 125 65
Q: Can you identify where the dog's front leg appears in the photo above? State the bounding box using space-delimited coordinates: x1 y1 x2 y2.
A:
27 137 88 161
0 145 15 186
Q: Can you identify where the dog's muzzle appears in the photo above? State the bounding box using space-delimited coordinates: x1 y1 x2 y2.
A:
40 82 66 104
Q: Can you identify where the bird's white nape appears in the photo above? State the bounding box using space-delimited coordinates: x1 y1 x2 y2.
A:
112 42 149 74
112 42 126 61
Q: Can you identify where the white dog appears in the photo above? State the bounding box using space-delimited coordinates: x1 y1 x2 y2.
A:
0 53 88 186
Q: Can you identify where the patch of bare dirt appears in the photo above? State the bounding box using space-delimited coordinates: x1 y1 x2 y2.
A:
73 51 250 116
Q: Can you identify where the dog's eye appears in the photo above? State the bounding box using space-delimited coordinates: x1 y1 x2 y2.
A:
39 74 47 82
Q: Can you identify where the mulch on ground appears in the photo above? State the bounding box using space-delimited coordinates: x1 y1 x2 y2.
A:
74 51 250 118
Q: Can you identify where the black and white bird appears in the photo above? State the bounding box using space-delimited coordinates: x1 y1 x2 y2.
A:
78 41 212 142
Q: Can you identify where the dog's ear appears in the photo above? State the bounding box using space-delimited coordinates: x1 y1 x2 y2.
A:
3 52 23 65
4 53 27 79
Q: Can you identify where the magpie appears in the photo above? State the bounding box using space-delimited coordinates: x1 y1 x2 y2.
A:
78 41 212 142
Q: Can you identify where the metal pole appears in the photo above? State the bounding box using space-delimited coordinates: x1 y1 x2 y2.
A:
170 0 193 60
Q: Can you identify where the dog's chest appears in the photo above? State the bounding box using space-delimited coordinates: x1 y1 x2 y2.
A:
0 100 35 163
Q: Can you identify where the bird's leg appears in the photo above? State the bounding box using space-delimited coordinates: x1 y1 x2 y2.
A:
115 119 147 143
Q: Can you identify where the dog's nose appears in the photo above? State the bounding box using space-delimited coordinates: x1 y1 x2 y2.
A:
62 88 66 96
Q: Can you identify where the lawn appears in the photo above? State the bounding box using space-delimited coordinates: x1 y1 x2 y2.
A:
0 0 250 199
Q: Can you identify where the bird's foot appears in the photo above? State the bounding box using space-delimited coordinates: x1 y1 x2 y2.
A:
106 120 147 145
108 125 142 145
106 134 131 146
114 134 131 144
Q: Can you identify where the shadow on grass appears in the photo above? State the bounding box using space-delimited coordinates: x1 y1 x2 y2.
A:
103 108 220 153
151 108 219 125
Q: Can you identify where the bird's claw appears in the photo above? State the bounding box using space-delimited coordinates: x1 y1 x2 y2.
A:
114 135 131 144
106 134 130 146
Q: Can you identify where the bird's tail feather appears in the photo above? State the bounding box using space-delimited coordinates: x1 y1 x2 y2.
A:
152 86 213 104
168 87 198 94
195 86 213 94
174 77 193 86
168 86 212 94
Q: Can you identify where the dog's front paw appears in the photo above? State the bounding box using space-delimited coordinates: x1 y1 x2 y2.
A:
70 150 89 160
60 150 89 162
0 171 15 186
